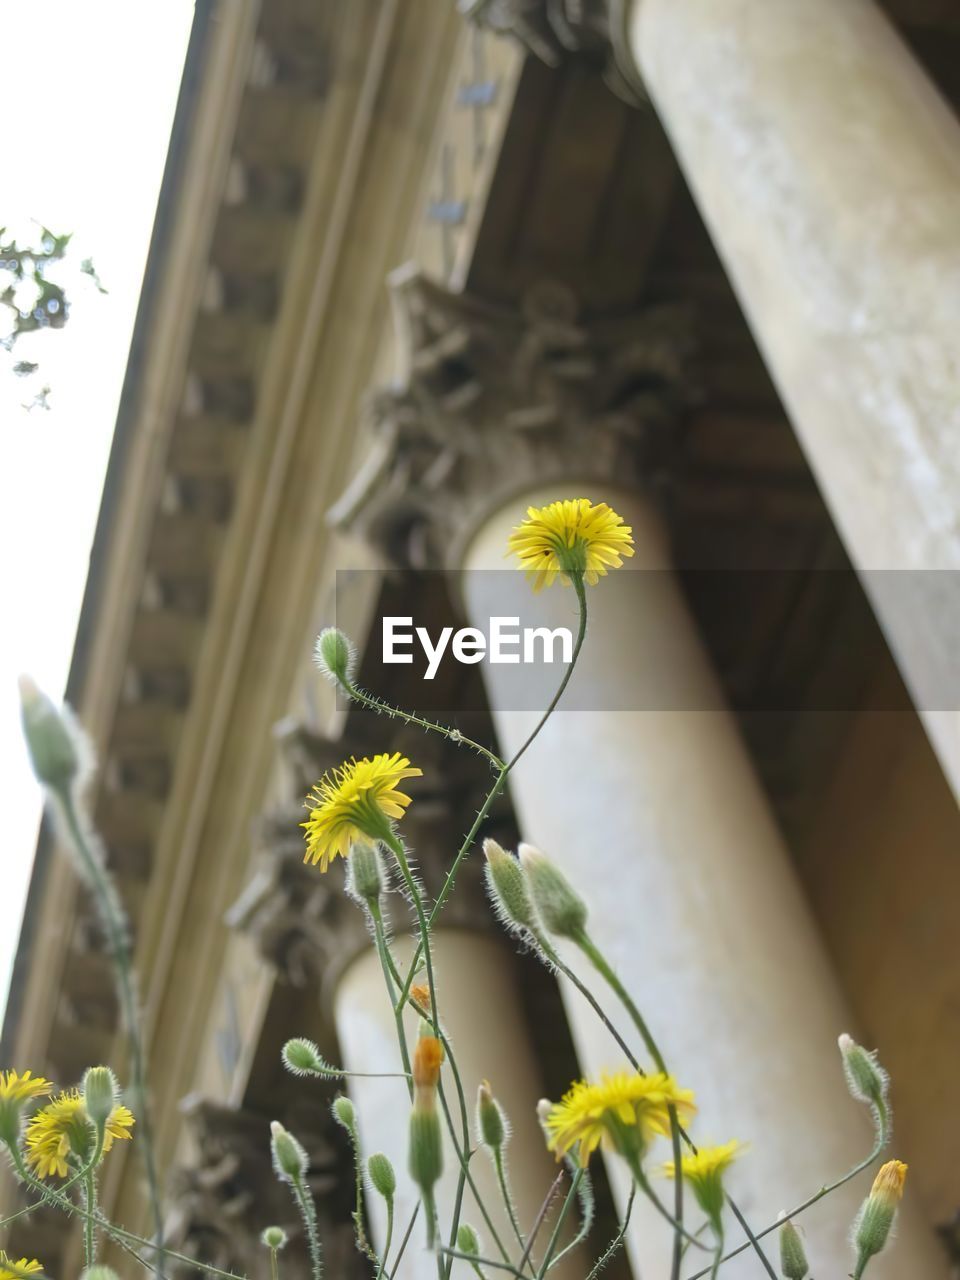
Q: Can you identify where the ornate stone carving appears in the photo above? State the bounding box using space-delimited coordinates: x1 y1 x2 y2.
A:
331 264 696 570
457 0 645 104
166 1096 361 1280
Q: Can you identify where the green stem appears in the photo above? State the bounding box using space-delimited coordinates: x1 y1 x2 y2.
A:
494 1146 526 1254
342 679 504 773
375 1199 394 1280
270 1246 280 1280
709 1227 724 1280
585 1186 635 1280
83 1167 97 1267
292 1174 323 1280
535 1167 582 1278
58 786 166 1278
388 1204 420 1280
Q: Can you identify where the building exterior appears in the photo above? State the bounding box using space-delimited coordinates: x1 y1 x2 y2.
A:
3 1 959 1277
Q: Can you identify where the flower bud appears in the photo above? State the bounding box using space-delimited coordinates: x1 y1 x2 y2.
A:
476 1081 506 1151
410 983 432 1015
413 1036 443 1103
83 1066 119 1128
483 839 537 934
261 1226 288 1251
314 627 356 686
367 1152 396 1201
282 1037 334 1078
778 1213 809 1279
270 1120 309 1184
853 1160 907 1277
409 1108 443 1206
332 1094 357 1132
346 839 386 907
518 844 587 939
457 1224 481 1256
81 1269 121 1280
838 1034 890 1137
19 675 81 793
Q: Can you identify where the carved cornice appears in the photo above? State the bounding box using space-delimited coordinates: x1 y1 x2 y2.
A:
458 0 645 103
332 264 696 570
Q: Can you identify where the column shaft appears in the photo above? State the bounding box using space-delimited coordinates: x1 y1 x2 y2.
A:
463 485 947 1278
630 0 960 796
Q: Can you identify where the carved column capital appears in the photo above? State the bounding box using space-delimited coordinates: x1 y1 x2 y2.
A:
331 264 695 570
457 0 645 103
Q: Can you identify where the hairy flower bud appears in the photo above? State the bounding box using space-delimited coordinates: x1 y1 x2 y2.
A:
367 1152 396 1201
457 1224 481 1256
409 1109 443 1208
81 1269 121 1280
853 1160 907 1278
476 1080 507 1151
778 1213 809 1279
270 1120 308 1184
413 1036 444 1102
483 839 537 934
519 844 587 939
19 675 81 794
314 627 356 686
282 1038 335 1078
83 1066 119 1129
261 1226 288 1251
838 1034 890 1139
332 1094 357 1133
346 839 386 907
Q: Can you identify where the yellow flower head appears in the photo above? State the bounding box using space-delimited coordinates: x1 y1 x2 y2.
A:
664 1139 743 1225
0 1252 43 1280
302 752 422 871
25 1088 134 1179
544 1071 696 1168
0 1071 53 1145
507 498 634 591
869 1159 908 1208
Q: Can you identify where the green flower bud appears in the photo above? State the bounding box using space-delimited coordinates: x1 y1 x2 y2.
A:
346 839 386 907
261 1226 288 1251
483 839 536 934
83 1065 119 1128
457 1224 481 1256
409 1106 443 1195
367 1152 396 1201
270 1120 309 1183
81 1268 121 1280
282 1038 335 1078
838 1034 890 1138
778 1214 809 1279
518 844 587 939
19 675 81 793
314 627 356 686
332 1095 357 1133
853 1160 907 1278
476 1080 506 1151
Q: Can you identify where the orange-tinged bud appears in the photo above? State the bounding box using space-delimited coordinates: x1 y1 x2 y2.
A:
871 1159 907 1207
413 1036 443 1093
410 983 432 1015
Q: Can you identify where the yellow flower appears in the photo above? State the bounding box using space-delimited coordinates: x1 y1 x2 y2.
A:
0 1252 43 1280
545 1071 696 1168
664 1139 743 1225
302 752 422 872
25 1089 134 1179
869 1159 907 1208
0 1071 53 1144
507 498 634 591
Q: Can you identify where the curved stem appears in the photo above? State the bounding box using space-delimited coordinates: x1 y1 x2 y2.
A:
375 1199 394 1280
494 1146 526 1255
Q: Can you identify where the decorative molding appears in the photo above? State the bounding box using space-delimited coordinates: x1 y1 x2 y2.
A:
457 0 646 104
331 264 696 570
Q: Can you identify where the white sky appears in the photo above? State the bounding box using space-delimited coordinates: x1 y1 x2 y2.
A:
0 1 196 1021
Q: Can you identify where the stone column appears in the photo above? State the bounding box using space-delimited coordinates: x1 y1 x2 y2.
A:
334 270 948 1277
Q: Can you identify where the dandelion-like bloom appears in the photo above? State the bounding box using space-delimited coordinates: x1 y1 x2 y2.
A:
0 1071 53 1146
25 1089 134 1178
302 753 422 872
545 1072 696 1168
507 498 634 591
664 1140 743 1225
0 1251 42 1280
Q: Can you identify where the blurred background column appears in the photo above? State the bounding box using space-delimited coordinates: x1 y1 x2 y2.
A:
626 0 960 798
462 483 947 1280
